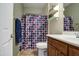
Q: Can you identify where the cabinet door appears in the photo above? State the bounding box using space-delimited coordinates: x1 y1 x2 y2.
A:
48 37 67 55
56 51 65 56
69 46 79 56
48 44 56 56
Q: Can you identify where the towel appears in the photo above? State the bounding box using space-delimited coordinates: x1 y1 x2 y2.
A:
15 18 22 44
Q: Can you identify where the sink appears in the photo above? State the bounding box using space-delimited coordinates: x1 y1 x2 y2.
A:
62 34 79 40
75 32 79 38
63 31 79 38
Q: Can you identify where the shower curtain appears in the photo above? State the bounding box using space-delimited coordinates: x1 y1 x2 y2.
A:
20 14 48 50
64 16 74 31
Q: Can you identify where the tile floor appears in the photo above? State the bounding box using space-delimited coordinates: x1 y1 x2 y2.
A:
17 49 37 56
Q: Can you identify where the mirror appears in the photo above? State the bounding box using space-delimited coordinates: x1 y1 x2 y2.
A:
64 3 79 31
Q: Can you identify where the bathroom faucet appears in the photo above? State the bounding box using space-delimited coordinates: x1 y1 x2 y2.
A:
75 23 79 38
76 32 79 38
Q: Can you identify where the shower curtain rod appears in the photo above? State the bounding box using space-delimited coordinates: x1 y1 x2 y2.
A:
23 13 47 16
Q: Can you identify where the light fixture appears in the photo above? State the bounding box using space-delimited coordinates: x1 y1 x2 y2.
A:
54 12 59 17
54 4 64 11
53 5 59 10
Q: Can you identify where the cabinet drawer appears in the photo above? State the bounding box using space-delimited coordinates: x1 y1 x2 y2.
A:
48 37 68 55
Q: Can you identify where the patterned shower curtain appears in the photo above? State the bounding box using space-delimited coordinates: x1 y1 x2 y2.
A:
20 14 48 50
64 16 74 31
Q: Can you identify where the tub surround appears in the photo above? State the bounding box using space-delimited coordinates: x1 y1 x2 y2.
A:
47 34 79 56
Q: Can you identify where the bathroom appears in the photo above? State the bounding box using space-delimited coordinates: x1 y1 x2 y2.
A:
0 3 79 56
13 3 48 56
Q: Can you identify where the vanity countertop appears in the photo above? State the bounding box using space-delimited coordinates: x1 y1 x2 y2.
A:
47 34 79 47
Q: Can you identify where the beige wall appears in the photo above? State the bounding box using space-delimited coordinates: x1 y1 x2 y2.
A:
14 3 23 18
64 3 79 31
48 3 64 34
13 3 23 56
23 6 48 15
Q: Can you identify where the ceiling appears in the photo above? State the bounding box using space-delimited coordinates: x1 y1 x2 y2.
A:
23 3 47 9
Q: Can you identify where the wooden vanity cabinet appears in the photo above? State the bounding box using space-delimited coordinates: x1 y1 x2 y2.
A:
48 44 64 56
56 50 65 56
48 37 67 56
48 44 56 56
69 45 79 56
48 37 79 56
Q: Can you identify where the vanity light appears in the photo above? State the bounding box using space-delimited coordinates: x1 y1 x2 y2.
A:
53 5 59 18
53 4 59 10
54 4 64 11
53 4 64 18
54 12 59 17
63 8 64 11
